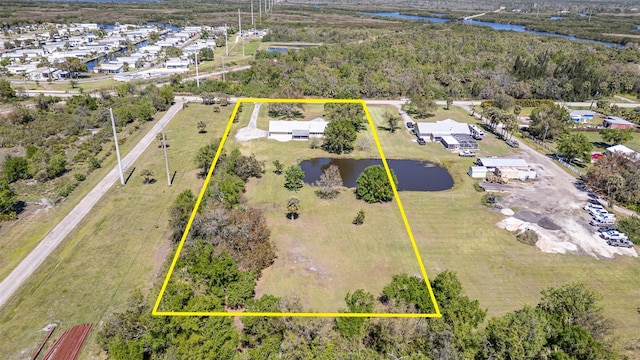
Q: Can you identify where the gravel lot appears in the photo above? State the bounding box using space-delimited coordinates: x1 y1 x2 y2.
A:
484 140 637 259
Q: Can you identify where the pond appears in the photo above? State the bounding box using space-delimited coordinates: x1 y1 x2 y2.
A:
359 12 618 47
267 47 290 53
299 158 454 192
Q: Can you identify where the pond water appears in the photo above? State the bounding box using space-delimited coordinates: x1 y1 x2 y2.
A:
84 38 148 71
299 158 454 192
359 12 618 47
267 47 289 53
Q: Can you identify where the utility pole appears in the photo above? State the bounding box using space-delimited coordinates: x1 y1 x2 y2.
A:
222 56 225 82
195 52 200 88
251 0 254 29
161 125 171 186
259 0 262 25
109 108 125 186
224 24 228 57
238 8 244 57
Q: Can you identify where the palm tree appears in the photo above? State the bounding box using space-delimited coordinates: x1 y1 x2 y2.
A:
513 105 522 118
286 197 300 220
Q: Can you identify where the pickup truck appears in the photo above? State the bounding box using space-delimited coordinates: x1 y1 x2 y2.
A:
459 150 476 157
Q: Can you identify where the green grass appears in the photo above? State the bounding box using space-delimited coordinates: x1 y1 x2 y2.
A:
2 102 639 357
576 130 640 153
0 104 233 359
243 103 640 350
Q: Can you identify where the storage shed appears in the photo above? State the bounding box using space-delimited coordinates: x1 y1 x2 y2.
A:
468 166 488 178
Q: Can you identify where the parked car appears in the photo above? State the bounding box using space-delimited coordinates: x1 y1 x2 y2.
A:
584 203 604 212
592 212 615 221
597 226 618 233
459 150 476 157
589 208 609 217
600 230 628 241
506 139 520 148
590 218 616 226
607 238 634 248
417 137 426 145
406 122 414 129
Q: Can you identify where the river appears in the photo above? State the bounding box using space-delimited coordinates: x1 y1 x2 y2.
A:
360 12 618 47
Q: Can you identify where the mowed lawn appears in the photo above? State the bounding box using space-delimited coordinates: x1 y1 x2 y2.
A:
0 104 233 359
240 102 639 344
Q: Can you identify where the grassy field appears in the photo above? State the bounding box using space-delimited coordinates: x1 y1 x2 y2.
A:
2 101 639 357
217 105 423 312
0 103 233 359
233 102 639 350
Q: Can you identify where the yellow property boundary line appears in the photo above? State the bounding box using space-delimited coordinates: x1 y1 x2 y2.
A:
152 98 442 318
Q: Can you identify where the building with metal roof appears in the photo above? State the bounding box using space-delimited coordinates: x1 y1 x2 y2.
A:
268 118 328 142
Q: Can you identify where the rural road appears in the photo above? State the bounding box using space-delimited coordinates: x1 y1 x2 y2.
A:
0 98 186 309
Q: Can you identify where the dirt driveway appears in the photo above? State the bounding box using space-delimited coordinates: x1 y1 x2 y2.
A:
484 140 637 259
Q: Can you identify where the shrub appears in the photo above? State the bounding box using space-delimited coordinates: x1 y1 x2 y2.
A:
516 229 539 246
352 209 365 225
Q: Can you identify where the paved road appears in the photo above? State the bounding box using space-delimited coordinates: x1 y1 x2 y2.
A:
0 99 186 309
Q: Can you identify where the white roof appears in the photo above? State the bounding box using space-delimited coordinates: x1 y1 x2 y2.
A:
441 135 459 145
98 63 124 70
478 158 529 168
417 119 471 136
269 118 328 133
570 110 595 116
606 144 636 155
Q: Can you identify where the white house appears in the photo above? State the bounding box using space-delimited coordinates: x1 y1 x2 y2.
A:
165 58 190 69
570 110 596 123
96 63 124 74
268 118 328 142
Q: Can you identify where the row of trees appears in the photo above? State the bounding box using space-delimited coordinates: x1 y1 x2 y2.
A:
222 23 640 101
99 266 617 359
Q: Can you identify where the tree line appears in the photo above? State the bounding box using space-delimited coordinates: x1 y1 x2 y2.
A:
217 23 640 101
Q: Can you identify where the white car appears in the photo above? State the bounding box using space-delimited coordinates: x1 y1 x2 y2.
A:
607 238 634 248
600 230 628 241
589 208 610 217
584 203 604 212
593 212 615 222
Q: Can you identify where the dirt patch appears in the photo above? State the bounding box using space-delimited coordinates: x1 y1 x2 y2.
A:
489 138 637 259
514 210 543 223
538 217 561 230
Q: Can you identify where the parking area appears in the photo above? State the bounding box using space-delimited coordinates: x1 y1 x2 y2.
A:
486 140 637 258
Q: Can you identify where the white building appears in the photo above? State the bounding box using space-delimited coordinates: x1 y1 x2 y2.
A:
165 58 190 69
268 118 329 141
416 118 471 141
476 157 537 180
96 63 124 74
